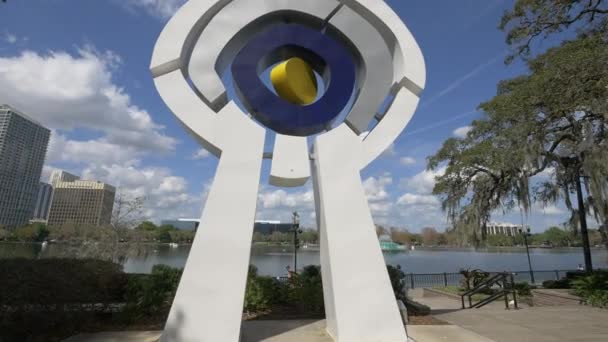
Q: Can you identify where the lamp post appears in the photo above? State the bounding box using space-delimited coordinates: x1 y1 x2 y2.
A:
291 211 302 273
519 226 535 284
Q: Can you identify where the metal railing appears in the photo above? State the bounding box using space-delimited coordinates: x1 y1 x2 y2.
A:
404 269 577 289
460 272 518 310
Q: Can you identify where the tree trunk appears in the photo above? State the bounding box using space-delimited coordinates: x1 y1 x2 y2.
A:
575 173 593 271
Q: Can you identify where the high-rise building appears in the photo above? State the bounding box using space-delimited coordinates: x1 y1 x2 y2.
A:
0 105 51 228
32 182 53 221
49 170 79 187
47 180 116 227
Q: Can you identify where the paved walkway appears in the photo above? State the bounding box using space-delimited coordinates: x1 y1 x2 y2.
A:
241 320 331 341
412 289 608 342
63 331 162 342
63 319 493 342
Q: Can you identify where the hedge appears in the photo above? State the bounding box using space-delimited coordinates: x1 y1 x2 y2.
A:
0 258 127 307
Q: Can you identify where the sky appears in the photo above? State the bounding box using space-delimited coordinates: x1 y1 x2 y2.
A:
0 0 584 232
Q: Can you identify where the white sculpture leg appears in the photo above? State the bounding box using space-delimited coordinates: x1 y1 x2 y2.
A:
161 122 265 342
313 125 407 342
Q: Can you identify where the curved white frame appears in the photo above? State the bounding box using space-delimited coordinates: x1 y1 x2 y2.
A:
151 1 426 341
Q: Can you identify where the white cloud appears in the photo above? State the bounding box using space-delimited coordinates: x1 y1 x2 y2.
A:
47 133 141 166
453 126 472 138
400 156 416 166
0 47 177 157
394 168 446 227
191 148 211 160
82 164 200 221
400 167 446 195
255 186 315 226
537 205 565 216
255 174 396 226
258 188 314 210
397 193 440 206
123 0 186 19
363 174 392 202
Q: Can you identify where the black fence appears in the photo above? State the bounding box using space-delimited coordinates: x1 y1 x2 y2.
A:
404 269 576 289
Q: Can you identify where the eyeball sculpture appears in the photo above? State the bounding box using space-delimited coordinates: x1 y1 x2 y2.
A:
151 0 425 341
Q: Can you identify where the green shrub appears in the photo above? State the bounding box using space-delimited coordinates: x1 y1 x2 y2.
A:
0 258 126 341
124 264 182 317
290 265 324 313
570 271 608 309
0 310 109 342
571 271 608 298
565 271 589 281
542 279 571 289
513 282 533 296
404 298 431 316
0 258 126 306
245 275 283 312
585 291 608 308
459 269 490 290
244 265 325 315
244 265 286 312
11 223 49 242
0 228 10 241
387 265 406 301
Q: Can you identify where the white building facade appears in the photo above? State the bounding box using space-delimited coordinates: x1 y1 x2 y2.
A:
486 222 528 236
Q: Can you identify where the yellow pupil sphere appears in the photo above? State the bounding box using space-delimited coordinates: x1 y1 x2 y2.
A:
270 57 318 105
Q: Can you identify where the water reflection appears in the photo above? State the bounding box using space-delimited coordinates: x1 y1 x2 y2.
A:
1 242 607 276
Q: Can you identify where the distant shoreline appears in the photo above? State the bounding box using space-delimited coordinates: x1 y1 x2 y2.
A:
0 241 605 252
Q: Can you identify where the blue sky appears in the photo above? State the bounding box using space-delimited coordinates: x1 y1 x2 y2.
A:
0 0 581 232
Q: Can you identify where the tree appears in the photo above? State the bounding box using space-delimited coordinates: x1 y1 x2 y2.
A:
12 224 49 242
137 221 158 231
0 228 9 241
543 226 574 246
269 231 289 243
390 227 412 245
428 34 608 270
300 230 319 244
252 231 266 243
112 188 146 230
500 0 608 62
375 225 388 237
420 227 440 246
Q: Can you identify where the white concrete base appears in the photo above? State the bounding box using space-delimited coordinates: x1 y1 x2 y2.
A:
313 125 407 342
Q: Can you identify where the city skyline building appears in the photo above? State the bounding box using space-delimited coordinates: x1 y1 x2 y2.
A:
0 105 51 228
47 179 116 227
49 170 79 187
32 182 53 222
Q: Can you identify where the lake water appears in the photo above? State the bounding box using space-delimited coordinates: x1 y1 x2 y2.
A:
2 242 607 276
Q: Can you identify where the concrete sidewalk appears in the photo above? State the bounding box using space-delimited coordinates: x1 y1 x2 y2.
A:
412 288 608 342
64 319 493 342
63 331 162 342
